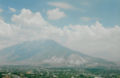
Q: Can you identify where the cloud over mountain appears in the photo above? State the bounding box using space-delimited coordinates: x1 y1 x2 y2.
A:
0 8 120 63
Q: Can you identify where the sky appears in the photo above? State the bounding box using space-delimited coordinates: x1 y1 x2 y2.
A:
0 0 120 63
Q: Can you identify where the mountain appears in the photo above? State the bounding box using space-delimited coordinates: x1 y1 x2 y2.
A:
0 40 115 67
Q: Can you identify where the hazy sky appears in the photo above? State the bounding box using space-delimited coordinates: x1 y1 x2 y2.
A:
0 0 120 63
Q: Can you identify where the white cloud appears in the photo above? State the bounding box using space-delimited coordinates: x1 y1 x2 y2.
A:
0 8 120 63
12 8 48 27
0 18 13 37
0 17 18 49
80 17 92 21
0 8 3 13
57 21 120 62
48 2 75 9
0 9 50 49
47 8 66 20
9 7 16 12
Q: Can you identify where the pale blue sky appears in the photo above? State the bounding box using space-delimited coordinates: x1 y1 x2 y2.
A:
0 0 120 27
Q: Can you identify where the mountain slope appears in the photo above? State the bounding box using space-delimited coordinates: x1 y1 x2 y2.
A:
0 40 115 67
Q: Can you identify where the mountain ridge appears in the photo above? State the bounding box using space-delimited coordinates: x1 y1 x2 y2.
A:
0 39 115 67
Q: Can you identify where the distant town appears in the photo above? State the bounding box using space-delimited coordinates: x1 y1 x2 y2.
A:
0 65 120 78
